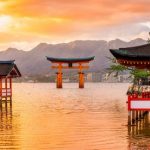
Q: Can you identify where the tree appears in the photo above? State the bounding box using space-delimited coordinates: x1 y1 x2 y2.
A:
107 57 150 84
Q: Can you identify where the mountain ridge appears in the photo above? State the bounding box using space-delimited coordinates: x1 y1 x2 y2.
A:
0 38 147 76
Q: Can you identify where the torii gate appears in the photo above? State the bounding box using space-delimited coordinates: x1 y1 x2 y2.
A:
46 56 94 88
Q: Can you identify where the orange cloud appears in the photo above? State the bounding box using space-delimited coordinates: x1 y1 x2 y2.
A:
0 0 150 50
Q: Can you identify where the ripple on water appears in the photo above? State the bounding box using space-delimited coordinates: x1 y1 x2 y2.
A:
0 83 150 149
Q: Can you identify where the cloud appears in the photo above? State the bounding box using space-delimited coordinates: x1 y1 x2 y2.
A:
0 0 150 50
2 0 150 22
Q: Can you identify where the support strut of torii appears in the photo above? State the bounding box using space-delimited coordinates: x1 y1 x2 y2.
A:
46 56 95 88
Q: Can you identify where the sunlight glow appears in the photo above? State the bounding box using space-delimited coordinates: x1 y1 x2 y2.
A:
0 2 5 9
0 0 149 50
0 15 12 29
140 22 150 28
50 17 64 23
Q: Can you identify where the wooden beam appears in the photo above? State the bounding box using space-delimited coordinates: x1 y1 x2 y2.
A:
51 66 89 69
51 61 90 64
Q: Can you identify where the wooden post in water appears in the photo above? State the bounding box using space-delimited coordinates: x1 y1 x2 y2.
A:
56 72 63 88
143 111 146 118
139 111 141 120
56 63 63 88
147 111 149 119
10 78 12 107
139 110 142 120
5 78 7 108
136 111 138 121
79 72 84 88
79 63 84 88
128 96 132 126
0 78 2 108
128 111 131 125
141 111 144 119
132 110 136 125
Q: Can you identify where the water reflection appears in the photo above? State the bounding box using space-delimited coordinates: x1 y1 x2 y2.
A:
0 103 12 129
2 83 150 149
128 114 150 149
0 102 20 149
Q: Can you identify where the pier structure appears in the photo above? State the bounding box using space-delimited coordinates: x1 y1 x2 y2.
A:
46 56 94 88
127 94 149 126
110 43 150 125
0 60 21 106
128 112 149 149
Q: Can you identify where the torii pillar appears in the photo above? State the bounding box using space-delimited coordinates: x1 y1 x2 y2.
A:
79 63 84 88
56 63 63 88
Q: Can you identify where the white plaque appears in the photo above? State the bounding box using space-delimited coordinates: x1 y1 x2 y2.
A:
131 100 150 109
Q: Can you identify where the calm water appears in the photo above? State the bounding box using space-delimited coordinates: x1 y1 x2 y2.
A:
0 83 150 150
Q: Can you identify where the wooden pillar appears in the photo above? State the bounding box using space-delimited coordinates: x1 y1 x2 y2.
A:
0 78 2 108
78 63 84 88
139 110 142 120
56 72 63 88
5 78 7 107
128 111 131 126
10 78 12 106
136 111 138 121
138 111 141 121
141 111 144 119
56 63 63 88
79 72 84 88
132 110 136 125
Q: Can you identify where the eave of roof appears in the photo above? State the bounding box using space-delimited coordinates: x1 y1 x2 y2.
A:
46 56 95 63
0 60 15 64
0 60 21 78
119 43 150 50
110 49 150 60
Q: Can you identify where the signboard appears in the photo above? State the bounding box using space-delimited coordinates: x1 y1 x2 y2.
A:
128 98 150 110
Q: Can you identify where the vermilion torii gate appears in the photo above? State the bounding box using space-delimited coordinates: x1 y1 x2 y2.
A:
46 56 94 88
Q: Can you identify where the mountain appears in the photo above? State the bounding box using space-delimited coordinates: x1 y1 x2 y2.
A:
0 38 146 76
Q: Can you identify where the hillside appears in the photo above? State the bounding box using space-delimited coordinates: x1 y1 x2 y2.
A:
0 38 146 76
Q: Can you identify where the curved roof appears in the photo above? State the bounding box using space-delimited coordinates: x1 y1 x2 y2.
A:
119 43 150 51
0 60 15 64
110 49 150 60
0 60 21 77
46 56 95 63
110 43 150 60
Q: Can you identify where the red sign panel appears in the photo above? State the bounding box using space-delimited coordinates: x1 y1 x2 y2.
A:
128 97 150 111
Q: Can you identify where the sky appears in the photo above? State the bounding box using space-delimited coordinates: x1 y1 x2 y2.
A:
0 0 150 50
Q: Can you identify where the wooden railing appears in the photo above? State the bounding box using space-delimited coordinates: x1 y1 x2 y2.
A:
1 88 12 97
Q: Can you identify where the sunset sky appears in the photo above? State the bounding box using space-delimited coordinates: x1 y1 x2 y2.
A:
0 0 150 50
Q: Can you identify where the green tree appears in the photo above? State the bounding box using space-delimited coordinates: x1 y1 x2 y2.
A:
107 57 150 83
